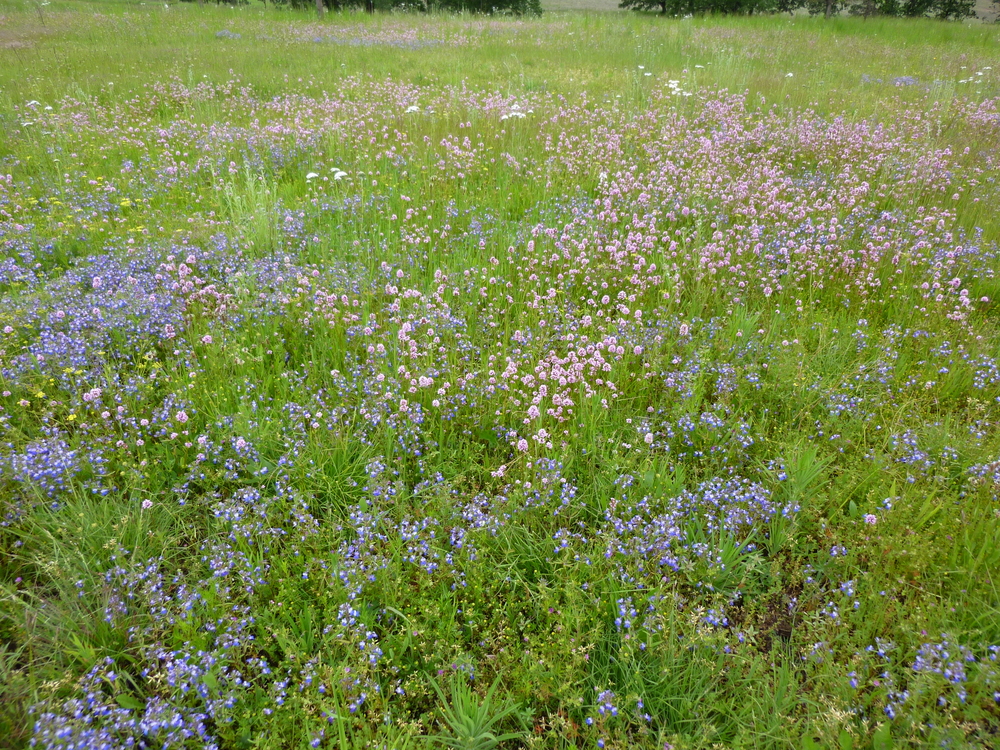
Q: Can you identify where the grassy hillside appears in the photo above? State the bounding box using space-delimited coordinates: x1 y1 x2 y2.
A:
2 4 1000 749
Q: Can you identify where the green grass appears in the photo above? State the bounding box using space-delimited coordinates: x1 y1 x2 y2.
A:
1 1 998 109
1 3 1000 750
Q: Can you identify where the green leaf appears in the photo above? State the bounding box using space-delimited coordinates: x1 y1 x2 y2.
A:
914 493 942 529
838 729 854 750
424 673 526 749
872 722 892 750
203 671 219 691
115 693 145 711
475 428 498 447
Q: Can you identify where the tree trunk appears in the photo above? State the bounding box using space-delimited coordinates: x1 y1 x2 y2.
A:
316 0 324 16
824 0 833 17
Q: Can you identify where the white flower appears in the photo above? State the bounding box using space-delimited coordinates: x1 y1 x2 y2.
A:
306 172 319 180
785 73 794 78
332 170 348 181
405 105 420 113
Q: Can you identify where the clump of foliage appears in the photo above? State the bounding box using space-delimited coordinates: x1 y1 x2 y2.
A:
621 0 974 20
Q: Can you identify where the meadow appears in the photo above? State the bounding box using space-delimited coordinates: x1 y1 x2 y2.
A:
2 2 1000 748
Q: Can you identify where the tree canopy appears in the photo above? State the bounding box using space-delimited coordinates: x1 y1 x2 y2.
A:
194 0 541 14
618 0 976 20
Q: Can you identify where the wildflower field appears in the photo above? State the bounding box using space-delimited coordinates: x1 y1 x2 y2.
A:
2 3 1000 748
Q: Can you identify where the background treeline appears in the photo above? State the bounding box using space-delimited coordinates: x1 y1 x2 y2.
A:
183 0 542 14
181 0 986 23
619 0 976 20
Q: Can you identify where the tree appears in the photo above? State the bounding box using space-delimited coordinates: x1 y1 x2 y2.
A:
429 0 541 13
773 0 801 15
617 0 669 13
268 0 539 12
619 0 773 14
619 0 974 16
930 0 975 18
